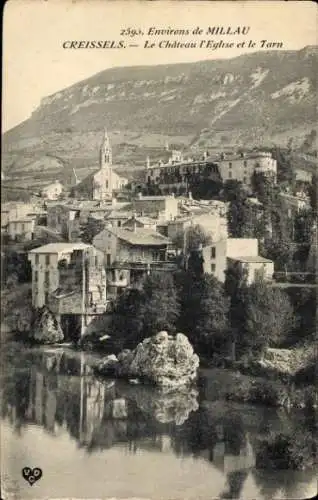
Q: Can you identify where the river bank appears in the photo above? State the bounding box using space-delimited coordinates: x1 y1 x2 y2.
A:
1 340 317 499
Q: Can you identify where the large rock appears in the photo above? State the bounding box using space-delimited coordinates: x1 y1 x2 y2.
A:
32 307 64 344
101 332 199 389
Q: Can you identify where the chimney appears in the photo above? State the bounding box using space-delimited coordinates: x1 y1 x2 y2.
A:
132 213 137 232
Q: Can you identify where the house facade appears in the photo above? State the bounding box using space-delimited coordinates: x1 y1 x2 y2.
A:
93 226 175 299
7 218 36 241
202 238 274 284
132 194 179 221
41 180 64 200
28 242 107 334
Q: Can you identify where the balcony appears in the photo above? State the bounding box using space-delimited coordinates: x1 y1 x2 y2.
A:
108 260 178 272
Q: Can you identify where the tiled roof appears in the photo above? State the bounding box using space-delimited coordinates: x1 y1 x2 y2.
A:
99 227 171 246
29 242 91 254
230 255 273 263
106 210 133 219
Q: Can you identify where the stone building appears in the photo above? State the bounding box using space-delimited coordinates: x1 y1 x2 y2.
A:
28 242 107 335
72 128 128 201
144 150 277 194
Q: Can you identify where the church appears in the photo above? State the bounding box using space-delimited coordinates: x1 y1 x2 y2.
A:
72 129 128 201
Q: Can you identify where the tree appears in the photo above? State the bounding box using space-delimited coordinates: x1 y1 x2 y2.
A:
226 186 256 238
308 174 317 215
224 263 249 359
272 147 296 185
110 288 145 350
137 272 180 338
172 224 212 253
293 210 314 243
194 275 230 355
244 279 294 356
112 272 180 349
176 271 229 355
3 250 32 284
80 217 105 244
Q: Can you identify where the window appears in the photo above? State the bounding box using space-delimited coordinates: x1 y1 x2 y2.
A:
106 254 111 266
35 254 39 265
95 256 98 267
106 180 109 189
211 247 216 259
34 270 38 282
45 255 50 266
243 176 247 184
211 263 216 273
45 292 49 304
44 271 50 287
118 221 122 227
244 160 247 167
229 162 232 168
21 223 25 232
228 171 232 179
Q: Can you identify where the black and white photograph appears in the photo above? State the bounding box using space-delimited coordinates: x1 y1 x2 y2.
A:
1 1 317 499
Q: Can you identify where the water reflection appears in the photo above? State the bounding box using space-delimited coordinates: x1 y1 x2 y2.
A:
1 345 316 499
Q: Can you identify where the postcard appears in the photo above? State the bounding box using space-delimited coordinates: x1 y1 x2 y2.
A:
1 1 317 499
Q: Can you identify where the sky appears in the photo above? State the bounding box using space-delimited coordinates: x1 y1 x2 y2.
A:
2 0 317 132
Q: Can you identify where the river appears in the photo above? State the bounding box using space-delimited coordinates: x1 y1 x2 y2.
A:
1 341 316 500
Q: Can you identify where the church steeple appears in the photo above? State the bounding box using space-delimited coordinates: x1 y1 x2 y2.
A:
100 127 112 169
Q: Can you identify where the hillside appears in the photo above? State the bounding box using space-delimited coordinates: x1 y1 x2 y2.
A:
2 46 317 189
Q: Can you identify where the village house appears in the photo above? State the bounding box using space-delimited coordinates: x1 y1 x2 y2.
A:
132 193 179 221
1 202 45 241
28 242 107 336
7 218 36 241
122 215 157 231
41 180 64 200
202 238 274 284
167 206 228 244
93 225 176 299
72 128 128 201
46 199 131 241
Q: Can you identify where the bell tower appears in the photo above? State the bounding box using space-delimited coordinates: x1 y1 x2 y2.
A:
100 127 112 169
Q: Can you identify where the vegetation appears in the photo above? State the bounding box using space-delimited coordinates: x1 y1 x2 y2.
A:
256 430 317 470
172 224 212 253
80 217 105 244
110 272 180 350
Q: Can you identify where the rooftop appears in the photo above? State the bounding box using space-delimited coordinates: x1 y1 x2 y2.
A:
134 195 176 201
29 242 91 254
106 210 133 219
97 227 171 247
7 218 35 223
230 255 273 263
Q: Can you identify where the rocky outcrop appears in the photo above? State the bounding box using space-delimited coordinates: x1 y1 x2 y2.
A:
97 331 199 389
32 307 64 344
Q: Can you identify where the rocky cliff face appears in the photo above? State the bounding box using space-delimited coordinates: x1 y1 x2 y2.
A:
2 47 317 188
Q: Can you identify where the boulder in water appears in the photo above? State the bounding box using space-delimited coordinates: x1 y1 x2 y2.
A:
32 307 64 344
99 331 199 388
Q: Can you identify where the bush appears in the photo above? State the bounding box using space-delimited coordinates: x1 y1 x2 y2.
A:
249 379 289 407
256 431 317 470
